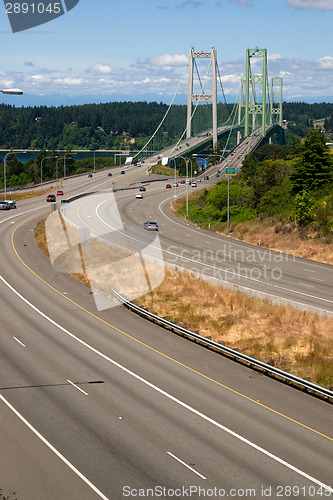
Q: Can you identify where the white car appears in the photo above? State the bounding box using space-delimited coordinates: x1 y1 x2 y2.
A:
136 193 143 199
191 182 197 187
5 199 16 208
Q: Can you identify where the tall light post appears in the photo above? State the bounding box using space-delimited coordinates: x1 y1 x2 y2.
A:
177 155 191 218
4 152 14 201
56 157 62 188
41 155 58 192
1 89 23 200
227 169 230 235
63 152 76 179
170 157 177 203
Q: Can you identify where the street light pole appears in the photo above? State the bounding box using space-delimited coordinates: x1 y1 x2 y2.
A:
227 169 230 235
177 155 191 218
41 156 58 192
1 89 23 200
63 152 76 180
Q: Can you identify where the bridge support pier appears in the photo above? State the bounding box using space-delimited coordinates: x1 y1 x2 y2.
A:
244 48 268 138
187 47 218 145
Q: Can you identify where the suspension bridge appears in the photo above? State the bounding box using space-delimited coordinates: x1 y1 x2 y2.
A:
136 47 284 164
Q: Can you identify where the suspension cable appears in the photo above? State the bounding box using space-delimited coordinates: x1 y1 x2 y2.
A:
134 58 190 159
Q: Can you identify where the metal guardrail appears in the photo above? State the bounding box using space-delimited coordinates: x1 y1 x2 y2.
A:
112 289 333 403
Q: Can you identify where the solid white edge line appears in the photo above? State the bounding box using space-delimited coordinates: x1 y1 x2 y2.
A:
13 336 25 347
67 379 88 396
167 452 206 479
0 394 109 500
1 273 333 493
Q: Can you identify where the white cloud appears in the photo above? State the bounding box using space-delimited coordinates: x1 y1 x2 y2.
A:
0 78 15 88
54 77 83 86
317 56 333 69
285 0 333 10
268 53 283 62
30 74 52 83
140 53 188 68
87 63 112 75
230 0 253 6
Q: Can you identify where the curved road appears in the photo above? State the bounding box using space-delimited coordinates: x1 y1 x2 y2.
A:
0 164 332 499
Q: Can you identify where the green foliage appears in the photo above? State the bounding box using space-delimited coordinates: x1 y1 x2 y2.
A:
294 191 315 226
290 130 333 194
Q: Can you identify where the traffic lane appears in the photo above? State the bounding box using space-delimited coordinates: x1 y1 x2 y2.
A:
0 394 103 500
5 203 333 458
1 242 332 492
1 302 332 498
115 191 333 312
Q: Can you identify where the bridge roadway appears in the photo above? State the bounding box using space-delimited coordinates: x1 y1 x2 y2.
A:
0 163 332 498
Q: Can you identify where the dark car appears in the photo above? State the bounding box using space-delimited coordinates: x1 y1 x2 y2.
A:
88 174 93 178
204 175 209 180
0 201 10 210
144 221 159 231
46 194 56 202
121 170 125 174
180 180 185 184
108 172 112 177
139 186 146 192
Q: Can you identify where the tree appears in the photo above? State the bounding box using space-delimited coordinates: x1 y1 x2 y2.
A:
290 129 333 194
295 191 315 226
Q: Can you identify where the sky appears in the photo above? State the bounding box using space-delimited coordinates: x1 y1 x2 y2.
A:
1 0 333 107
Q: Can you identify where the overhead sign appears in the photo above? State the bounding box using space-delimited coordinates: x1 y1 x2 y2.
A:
226 167 236 175
125 157 133 165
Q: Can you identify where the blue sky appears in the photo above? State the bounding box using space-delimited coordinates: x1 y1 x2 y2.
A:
1 0 333 106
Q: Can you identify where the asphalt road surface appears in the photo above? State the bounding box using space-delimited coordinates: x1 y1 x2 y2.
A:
0 164 332 499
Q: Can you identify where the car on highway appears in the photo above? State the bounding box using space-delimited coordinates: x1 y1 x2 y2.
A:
0 201 10 210
136 193 143 199
180 180 185 184
137 163 141 167
204 175 209 180
139 186 146 191
5 199 16 208
108 172 112 176
191 182 197 187
88 173 93 178
57 190 63 195
173 182 178 187
165 184 172 188
144 221 158 231
121 170 125 174
46 194 56 202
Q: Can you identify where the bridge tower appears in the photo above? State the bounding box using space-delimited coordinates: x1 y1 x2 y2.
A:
186 47 218 145
270 77 283 126
244 48 268 138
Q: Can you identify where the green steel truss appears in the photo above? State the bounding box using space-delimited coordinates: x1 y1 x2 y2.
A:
244 48 268 137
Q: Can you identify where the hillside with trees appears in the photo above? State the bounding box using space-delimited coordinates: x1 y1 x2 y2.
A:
177 129 333 246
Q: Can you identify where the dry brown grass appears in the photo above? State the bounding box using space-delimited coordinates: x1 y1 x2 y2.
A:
136 269 333 388
34 215 333 388
226 220 333 265
0 186 56 202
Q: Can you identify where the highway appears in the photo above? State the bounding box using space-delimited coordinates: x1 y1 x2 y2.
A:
0 163 332 499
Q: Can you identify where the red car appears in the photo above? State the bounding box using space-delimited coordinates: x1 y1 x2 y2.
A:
57 190 64 195
165 184 172 188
